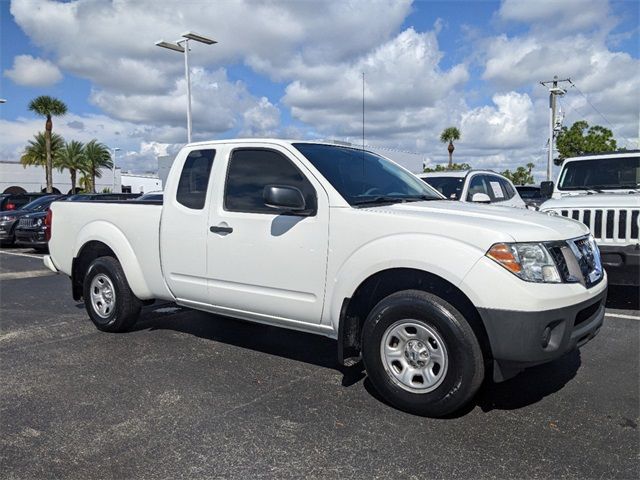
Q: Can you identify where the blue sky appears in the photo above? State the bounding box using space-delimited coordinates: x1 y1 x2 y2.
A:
1 0 638 177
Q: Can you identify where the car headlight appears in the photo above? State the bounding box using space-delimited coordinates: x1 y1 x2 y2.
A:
487 242 561 283
36 218 43 227
545 210 559 216
0 215 16 222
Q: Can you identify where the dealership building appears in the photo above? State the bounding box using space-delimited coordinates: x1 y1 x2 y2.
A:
0 161 162 194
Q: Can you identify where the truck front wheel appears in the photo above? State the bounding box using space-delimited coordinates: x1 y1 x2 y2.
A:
361 290 484 417
83 256 141 332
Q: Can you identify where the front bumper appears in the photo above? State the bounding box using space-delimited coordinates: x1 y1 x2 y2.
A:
0 221 17 241
599 244 639 286
14 228 47 248
478 286 607 382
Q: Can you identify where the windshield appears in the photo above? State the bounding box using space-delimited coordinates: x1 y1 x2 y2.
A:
21 195 60 211
421 176 464 200
293 143 442 206
558 156 640 190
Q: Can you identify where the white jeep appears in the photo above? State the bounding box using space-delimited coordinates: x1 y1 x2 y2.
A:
540 151 640 286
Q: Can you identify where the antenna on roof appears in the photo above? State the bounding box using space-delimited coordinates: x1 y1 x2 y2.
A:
362 72 365 152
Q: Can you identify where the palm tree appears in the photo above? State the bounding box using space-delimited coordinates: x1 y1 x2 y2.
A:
55 140 86 193
78 173 92 192
526 162 535 175
20 132 65 168
83 139 113 193
440 127 461 168
28 96 68 193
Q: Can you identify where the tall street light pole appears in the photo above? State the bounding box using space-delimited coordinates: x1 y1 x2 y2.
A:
111 147 121 191
156 32 217 143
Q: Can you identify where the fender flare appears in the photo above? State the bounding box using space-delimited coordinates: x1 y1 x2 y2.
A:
326 233 484 331
74 220 154 299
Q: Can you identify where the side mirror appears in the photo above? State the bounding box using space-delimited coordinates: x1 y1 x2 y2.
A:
540 181 554 198
471 192 491 203
263 185 306 212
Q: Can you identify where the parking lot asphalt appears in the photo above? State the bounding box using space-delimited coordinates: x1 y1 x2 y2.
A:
1 247 639 479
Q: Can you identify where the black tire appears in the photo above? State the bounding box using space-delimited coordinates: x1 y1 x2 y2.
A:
83 256 141 332
362 290 484 417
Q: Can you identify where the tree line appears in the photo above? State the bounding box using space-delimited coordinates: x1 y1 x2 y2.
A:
20 95 113 194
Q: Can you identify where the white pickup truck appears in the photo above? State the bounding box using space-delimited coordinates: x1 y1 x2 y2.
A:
44 139 607 417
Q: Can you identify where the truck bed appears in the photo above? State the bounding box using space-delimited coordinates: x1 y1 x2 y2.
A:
48 201 169 300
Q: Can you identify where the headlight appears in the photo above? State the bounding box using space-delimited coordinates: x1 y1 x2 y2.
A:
36 218 43 227
0 216 16 222
545 210 559 216
487 242 561 283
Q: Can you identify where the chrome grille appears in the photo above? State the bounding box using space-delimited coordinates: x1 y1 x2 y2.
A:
18 217 34 228
570 236 604 287
546 236 604 288
554 208 640 244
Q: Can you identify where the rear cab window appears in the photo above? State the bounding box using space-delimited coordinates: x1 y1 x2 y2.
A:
176 149 216 209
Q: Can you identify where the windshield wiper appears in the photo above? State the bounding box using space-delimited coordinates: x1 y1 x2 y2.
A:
352 195 438 207
399 195 440 202
352 196 408 207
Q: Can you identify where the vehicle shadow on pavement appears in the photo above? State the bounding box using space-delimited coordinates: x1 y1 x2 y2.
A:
131 308 366 386
474 349 581 413
131 304 584 413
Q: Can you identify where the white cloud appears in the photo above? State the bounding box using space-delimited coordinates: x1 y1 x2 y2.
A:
240 97 281 137
3 55 63 87
283 28 468 140
480 1 639 150
461 92 533 150
498 0 611 33
6 0 638 178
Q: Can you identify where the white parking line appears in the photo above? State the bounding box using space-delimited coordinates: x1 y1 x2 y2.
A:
0 250 43 259
0 270 54 280
606 313 640 321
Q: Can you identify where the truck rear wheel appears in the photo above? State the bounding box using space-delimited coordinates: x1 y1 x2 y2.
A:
361 290 484 417
83 256 141 332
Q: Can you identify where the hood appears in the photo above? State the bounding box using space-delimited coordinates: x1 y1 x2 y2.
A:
21 211 47 219
0 208 33 218
362 200 589 243
542 193 640 210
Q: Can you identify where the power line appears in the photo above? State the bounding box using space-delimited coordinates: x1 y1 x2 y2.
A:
568 80 635 148
568 80 616 130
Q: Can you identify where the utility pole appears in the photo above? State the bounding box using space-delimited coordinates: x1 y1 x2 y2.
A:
540 76 571 181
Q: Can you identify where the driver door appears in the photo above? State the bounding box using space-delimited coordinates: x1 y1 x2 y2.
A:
206 145 330 325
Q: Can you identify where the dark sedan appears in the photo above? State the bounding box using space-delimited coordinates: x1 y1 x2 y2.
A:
0 195 65 246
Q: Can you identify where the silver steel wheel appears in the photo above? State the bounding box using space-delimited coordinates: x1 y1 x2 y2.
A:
90 273 116 319
380 319 448 393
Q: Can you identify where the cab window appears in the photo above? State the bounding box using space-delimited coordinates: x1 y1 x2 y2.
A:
224 148 316 214
176 149 216 210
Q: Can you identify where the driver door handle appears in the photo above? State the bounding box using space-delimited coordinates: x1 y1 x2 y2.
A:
210 225 233 234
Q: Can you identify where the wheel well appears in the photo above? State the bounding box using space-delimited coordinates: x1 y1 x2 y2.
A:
338 268 492 365
71 241 116 300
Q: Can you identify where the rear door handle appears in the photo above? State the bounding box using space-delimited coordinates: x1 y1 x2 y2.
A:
210 225 233 234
